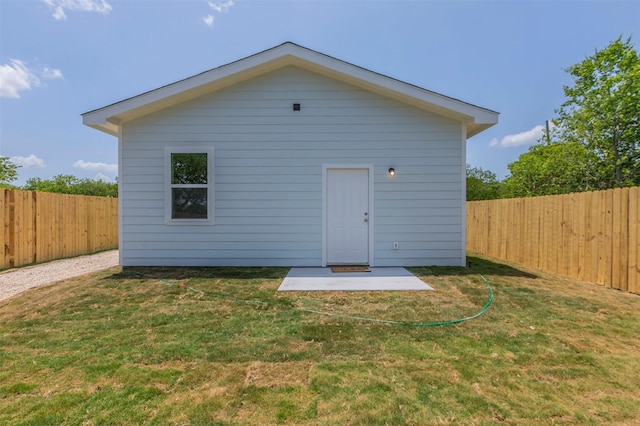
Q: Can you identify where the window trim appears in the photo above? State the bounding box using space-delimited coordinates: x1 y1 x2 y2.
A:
164 146 214 225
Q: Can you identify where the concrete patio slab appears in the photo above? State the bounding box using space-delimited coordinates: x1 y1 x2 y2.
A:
278 267 433 291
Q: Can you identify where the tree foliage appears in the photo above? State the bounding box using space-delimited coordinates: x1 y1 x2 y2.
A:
506 37 639 197
0 157 20 187
555 36 640 189
171 153 208 185
466 165 502 200
502 141 592 197
23 174 118 197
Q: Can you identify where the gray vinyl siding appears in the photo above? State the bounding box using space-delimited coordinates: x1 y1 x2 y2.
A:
120 66 464 266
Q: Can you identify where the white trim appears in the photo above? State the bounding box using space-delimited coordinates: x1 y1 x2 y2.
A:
82 42 498 138
164 146 215 225
117 126 124 266
322 164 375 267
460 124 467 267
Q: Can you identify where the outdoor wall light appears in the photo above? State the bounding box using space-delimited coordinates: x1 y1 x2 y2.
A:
388 168 395 176
293 103 301 111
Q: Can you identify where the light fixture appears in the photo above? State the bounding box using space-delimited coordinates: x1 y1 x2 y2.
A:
388 168 395 176
293 103 301 111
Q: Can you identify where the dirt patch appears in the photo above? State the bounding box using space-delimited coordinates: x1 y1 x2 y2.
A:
244 361 313 388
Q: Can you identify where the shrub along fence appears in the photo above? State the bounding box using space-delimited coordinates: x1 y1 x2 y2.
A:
467 187 639 295
0 189 118 269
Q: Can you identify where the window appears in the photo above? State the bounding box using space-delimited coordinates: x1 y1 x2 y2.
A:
165 148 213 224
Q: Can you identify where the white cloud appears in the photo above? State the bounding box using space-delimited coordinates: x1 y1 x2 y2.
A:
94 172 115 182
203 14 215 27
42 67 64 80
489 124 552 148
0 60 40 98
10 154 47 168
208 0 234 13
203 0 235 27
0 60 64 98
43 0 112 21
73 160 118 174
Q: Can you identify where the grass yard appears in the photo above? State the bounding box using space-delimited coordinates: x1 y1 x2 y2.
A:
0 255 639 425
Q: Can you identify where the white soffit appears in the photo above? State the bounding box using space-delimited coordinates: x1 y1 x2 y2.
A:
82 42 498 137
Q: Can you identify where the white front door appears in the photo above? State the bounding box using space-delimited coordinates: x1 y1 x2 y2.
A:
326 168 369 265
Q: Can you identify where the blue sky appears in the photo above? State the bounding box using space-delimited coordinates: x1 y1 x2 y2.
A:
1 0 638 186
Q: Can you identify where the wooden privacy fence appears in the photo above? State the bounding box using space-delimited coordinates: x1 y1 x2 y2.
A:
1 190 118 269
467 187 639 295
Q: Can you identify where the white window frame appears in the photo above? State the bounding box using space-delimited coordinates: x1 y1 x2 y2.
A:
164 146 214 225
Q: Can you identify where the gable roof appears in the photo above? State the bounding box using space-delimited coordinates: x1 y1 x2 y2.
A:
82 42 498 137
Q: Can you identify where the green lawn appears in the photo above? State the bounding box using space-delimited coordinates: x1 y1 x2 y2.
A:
1 255 638 425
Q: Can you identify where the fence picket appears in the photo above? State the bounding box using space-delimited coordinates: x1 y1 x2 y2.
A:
467 187 640 295
629 187 639 294
619 188 629 292
0 191 5 267
0 190 118 269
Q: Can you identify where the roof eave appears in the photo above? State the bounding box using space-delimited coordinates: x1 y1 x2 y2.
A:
82 49 297 132
83 119 119 137
467 121 498 138
82 42 499 138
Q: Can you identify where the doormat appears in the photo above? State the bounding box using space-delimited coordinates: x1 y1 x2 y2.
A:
331 266 370 273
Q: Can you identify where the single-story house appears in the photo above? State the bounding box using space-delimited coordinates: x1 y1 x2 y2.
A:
83 42 498 267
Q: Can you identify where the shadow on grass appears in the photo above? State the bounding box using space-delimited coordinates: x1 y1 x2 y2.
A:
103 255 536 283
105 266 290 282
410 255 538 280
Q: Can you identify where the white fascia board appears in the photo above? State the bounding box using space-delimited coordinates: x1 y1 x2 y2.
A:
82 42 498 137
82 47 294 133
285 48 498 136
300 57 483 120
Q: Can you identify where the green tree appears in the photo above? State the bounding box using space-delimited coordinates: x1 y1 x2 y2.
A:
24 174 117 197
503 141 592 197
466 165 502 200
505 37 639 197
555 36 640 188
0 157 20 187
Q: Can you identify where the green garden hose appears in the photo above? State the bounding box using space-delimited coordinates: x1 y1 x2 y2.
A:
292 275 494 327
127 270 493 327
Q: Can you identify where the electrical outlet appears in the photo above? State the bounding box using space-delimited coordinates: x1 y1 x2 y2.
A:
393 242 399 250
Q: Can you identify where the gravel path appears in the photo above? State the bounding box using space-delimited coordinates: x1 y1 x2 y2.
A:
0 250 119 302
